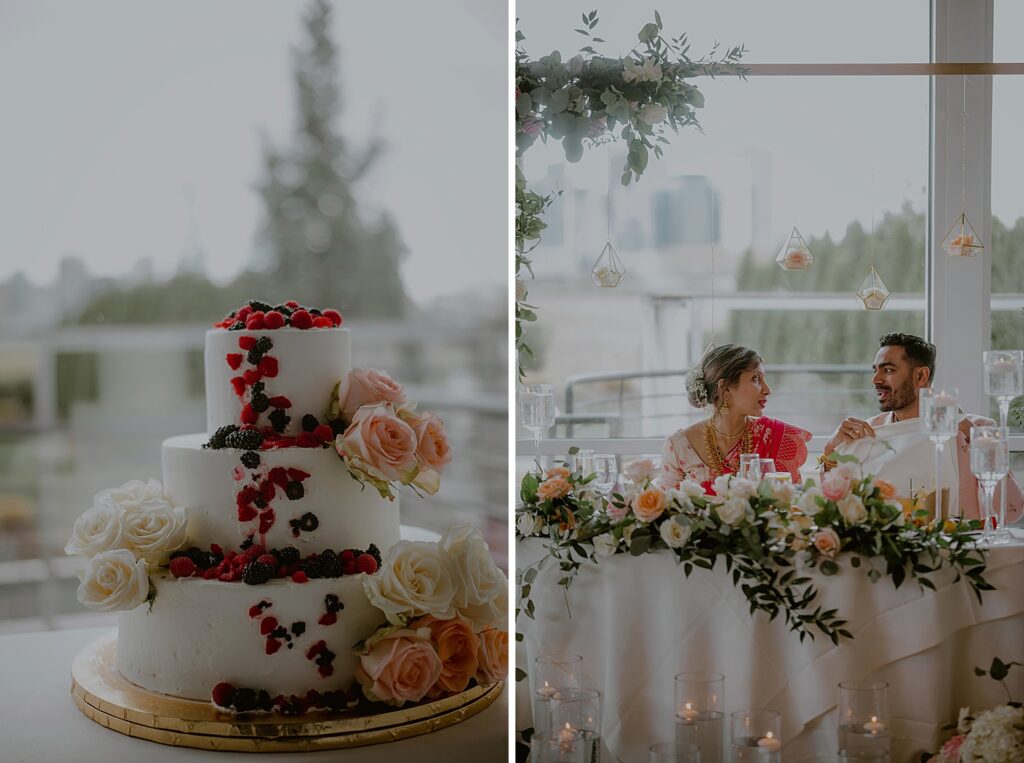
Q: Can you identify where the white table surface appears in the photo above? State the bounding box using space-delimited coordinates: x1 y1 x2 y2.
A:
0 627 508 763
517 530 1024 763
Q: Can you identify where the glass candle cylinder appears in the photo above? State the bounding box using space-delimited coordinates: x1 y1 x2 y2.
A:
674 672 724 763
730 710 781 763
550 688 602 763
532 728 587 763
533 654 583 736
650 741 702 763
838 680 890 762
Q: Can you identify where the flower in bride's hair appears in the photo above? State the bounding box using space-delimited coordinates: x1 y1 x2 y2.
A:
686 369 709 408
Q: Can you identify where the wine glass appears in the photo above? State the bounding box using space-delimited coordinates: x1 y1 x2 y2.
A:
920 387 959 521
574 450 596 478
983 351 1022 536
521 384 556 458
738 454 760 481
757 459 776 479
971 426 1010 545
592 454 618 505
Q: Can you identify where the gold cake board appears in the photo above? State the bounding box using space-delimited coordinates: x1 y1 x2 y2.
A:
70 631 503 752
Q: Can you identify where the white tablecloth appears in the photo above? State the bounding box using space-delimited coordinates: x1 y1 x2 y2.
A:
516 531 1024 763
0 627 507 763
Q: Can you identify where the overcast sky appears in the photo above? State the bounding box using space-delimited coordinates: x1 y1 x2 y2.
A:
0 0 507 305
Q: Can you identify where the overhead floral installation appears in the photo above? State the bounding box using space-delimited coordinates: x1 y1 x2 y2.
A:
514 11 745 378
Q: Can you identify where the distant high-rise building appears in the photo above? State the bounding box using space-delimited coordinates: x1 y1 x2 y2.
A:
652 176 721 248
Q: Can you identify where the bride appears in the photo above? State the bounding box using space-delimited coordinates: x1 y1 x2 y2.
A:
658 344 811 494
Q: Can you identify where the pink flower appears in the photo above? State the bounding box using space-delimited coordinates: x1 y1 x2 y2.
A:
606 501 629 521
821 472 852 502
632 487 667 523
410 614 480 695
338 403 418 483
520 119 542 137
476 627 508 684
335 368 406 423
355 627 442 707
413 414 452 474
623 458 657 484
938 734 964 761
812 527 841 558
537 477 571 500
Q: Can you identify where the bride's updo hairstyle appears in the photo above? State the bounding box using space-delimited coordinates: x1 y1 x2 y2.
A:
685 344 762 411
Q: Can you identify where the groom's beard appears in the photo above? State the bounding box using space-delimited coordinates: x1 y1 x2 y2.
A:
876 378 917 412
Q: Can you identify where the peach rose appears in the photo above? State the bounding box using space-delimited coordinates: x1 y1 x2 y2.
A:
476 627 508 685
411 614 480 695
821 472 852 502
873 479 898 500
355 626 442 707
545 466 571 480
632 487 667 523
812 527 841 558
537 477 571 500
413 413 452 474
338 403 418 483
336 368 406 423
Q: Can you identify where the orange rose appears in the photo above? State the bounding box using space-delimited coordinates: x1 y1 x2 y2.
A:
476 627 508 684
411 614 480 695
873 479 898 500
537 477 571 500
632 487 667 523
545 466 571 480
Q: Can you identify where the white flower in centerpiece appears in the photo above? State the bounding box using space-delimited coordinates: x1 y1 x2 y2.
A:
713 474 733 497
75 549 149 611
837 494 868 526
622 523 637 549
728 477 758 500
121 501 188 565
678 480 706 499
659 518 692 549
623 458 657 484
593 532 619 557
957 703 1024 761
65 502 124 558
440 524 507 618
771 480 797 506
716 496 753 526
363 540 457 625
797 487 824 516
516 512 543 538
639 103 668 125
667 489 694 512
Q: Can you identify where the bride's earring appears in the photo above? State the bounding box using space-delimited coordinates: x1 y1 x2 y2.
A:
721 394 730 413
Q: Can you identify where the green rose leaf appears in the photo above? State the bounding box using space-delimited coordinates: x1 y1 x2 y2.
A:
549 88 570 114
516 91 533 114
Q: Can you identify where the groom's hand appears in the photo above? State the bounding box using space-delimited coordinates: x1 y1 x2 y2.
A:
823 417 877 456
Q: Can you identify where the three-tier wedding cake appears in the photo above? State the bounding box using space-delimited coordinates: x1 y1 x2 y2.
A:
66 301 507 718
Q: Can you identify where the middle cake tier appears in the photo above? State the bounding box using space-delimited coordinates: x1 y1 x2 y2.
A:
163 434 400 553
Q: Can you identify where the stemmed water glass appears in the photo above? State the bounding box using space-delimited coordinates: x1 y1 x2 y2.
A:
983 351 1022 535
521 384 556 458
971 426 1010 545
920 387 959 521
592 455 618 506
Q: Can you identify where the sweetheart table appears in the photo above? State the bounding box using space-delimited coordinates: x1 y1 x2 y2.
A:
516 530 1024 762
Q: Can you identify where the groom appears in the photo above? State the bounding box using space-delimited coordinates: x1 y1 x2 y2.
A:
821 332 1022 521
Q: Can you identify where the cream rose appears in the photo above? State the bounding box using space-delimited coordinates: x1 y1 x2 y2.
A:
678 480 706 498
728 477 758 500
339 403 418 484
75 549 149 612
65 502 124 558
121 501 188 564
632 487 667 523
355 626 442 706
516 512 543 537
441 524 507 621
593 532 619 557
837 494 868 526
537 477 571 500
623 458 657 484
797 487 824 516
335 368 406 423
94 478 165 512
622 523 637 549
821 472 852 502
788 511 814 531
712 474 733 497
363 540 457 625
667 489 694 512
771 481 797 506
659 518 692 549
715 496 752 526
475 627 508 685
812 528 841 558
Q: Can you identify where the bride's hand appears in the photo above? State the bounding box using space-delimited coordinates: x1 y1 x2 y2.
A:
823 417 877 456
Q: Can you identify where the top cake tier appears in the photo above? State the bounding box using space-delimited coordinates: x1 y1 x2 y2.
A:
205 328 351 436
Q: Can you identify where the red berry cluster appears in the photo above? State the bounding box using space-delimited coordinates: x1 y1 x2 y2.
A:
227 335 289 431
256 426 334 451
306 639 337 678
236 466 311 539
170 543 274 583
211 681 356 715
213 300 343 331
247 599 308 655
318 593 345 626
168 543 379 583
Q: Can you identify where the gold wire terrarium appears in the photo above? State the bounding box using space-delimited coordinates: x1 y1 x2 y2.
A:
940 210 984 257
855 265 890 311
592 241 626 287
775 227 813 271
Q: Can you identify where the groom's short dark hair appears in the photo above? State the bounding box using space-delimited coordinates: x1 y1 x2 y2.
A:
879 333 936 380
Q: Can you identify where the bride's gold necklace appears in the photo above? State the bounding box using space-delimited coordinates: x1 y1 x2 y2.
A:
703 418 752 476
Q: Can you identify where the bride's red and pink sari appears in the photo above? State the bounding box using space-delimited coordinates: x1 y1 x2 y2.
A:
658 416 811 495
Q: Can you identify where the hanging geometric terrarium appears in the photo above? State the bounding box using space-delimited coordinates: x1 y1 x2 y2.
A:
592 241 626 287
775 227 814 271
940 210 984 258
855 265 890 311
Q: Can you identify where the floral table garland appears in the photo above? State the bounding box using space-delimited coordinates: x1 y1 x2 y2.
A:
515 457 993 645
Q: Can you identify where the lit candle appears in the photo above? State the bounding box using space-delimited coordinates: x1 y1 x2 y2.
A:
757 731 782 751
989 360 1014 374
679 701 698 721
558 722 576 753
538 681 557 699
934 392 956 407
863 716 886 734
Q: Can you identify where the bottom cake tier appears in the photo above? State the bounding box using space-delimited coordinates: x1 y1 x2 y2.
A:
118 571 383 701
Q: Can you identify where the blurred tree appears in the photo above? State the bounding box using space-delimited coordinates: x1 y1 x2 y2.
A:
255 0 409 317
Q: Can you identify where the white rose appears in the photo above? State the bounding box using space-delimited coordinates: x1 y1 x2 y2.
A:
659 518 692 549
441 524 507 611
667 489 694 512
712 474 733 497
622 523 637 549
95 478 165 512
593 532 619 557
623 458 657 484
76 549 149 612
835 461 861 481
362 540 457 625
678 480 706 498
65 502 124 557
761 511 784 530
716 496 752 526
728 478 757 500
121 501 188 564
771 481 797 506
516 512 543 537
837 494 868 526
640 103 668 125
460 582 508 631
797 487 824 516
